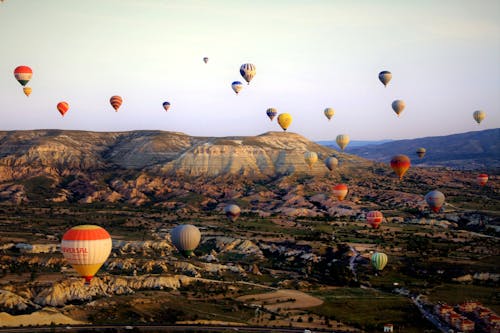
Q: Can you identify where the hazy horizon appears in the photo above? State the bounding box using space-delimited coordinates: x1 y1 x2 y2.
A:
1 1 499 141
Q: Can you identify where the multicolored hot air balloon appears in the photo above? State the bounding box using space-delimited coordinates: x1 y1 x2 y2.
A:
277 113 292 131
371 252 388 271
366 211 383 229
336 134 350 151
416 147 426 159
266 108 277 121
203 57 209 64
240 63 256 84
231 81 243 95
57 102 69 117
324 156 338 171
61 225 112 284
14 66 33 86
224 204 241 222
473 110 485 124
333 184 348 201
324 108 334 121
391 100 405 117
390 155 411 180
170 224 201 257
477 174 488 186
425 190 445 213
163 101 171 112
23 87 32 97
110 95 123 111
378 71 392 87
304 151 318 169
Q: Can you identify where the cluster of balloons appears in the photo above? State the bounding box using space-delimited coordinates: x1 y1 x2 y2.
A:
231 63 256 95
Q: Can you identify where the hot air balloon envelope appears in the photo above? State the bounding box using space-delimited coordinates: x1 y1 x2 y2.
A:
371 252 388 271
336 134 350 151
473 110 485 124
61 225 111 284
14 66 33 86
57 102 69 117
333 184 348 201
224 204 241 222
304 151 318 169
324 108 335 120
231 81 243 94
171 224 201 257
378 71 392 87
366 211 383 229
325 157 338 171
392 100 405 117
163 101 171 112
390 155 411 180
266 108 277 121
277 113 292 131
425 190 445 213
240 63 256 84
110 95 123 111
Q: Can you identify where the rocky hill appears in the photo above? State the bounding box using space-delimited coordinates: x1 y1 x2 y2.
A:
0 130 373 205
341 129 500 170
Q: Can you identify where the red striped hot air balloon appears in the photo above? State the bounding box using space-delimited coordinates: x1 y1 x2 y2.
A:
333 184 348 201
57 102 69 117
14 66 33 86
61 225 112 284
390 155 411 180
110 95 123 111
477 174 488 186
366 211 384 229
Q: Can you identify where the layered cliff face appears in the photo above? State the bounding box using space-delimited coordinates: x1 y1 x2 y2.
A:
0 130 373 204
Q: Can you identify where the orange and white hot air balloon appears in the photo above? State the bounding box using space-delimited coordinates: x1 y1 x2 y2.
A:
110 95 123 111
57 102 69 117
332 184 348 201
477 174 488 186
61 225 112 284
366 211 383 229
390 154 411 180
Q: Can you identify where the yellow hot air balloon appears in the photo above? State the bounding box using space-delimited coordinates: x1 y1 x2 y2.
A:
371 252 388 271
61 225 112 284
277 113 292 131
304 151 318 169
336 134 350 151
391 100 405 117
416 147 426 159
23 87 32 97
171 224 201 257
324 108 335 121
473 110 485 124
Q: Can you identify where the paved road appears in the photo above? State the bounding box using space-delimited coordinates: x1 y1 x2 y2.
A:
0 324 349 332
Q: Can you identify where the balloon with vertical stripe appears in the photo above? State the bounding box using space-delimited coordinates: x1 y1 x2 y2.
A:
266 108 277 121
473 110 485 124
61 225 112 284
240 63 256 84
371 252 388 271
336 134 350 151
170 224 201 257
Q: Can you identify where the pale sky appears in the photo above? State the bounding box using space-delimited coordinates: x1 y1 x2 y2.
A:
0 0 499 140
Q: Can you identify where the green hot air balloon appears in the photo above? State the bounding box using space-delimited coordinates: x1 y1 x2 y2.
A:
170 224 201 257
371 252 388 271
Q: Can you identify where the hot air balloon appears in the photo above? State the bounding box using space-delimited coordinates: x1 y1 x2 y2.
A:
425 190 445 213
224 204 241 222
324 108 334 121
324 157 338 171
416 147 426 159
240 63 256 84
336 134 350 151
231 81 243 95
57 102 69 117
390 155 410 180
477 174 488 187
333 184 348 201
203 57 209 64
23 87 32 97
304 151 318 169
378 71 392 87
170 224 201 257
61 225 112 284
14 66 33 86
110 95 123 111
163 101 171 112
277 113 292 131
266 108 277 121
371 252 388 271
473 110 485 124
391 100 405 117
366 211 383 229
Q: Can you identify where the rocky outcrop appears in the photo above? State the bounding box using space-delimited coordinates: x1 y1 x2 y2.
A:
0 290 40 313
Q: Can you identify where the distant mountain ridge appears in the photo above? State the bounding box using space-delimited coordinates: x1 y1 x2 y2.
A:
337 129 500 170
317 139 393 148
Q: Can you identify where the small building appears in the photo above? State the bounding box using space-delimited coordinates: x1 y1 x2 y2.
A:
383 324 394 332
458 318 475 332
458 301 481 313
